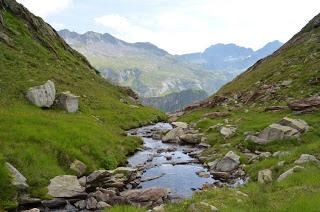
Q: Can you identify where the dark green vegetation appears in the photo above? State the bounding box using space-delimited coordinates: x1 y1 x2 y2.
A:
0 0 164 209
164 12 320 211
141 89 208 113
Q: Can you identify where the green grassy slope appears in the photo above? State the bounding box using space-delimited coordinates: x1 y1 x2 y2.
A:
167 108 320 211
160 12 320 212
214 13 320 102
0 1 164 209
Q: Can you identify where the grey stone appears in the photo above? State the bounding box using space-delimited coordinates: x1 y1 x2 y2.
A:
171 122 188 129
86 197 98 210
220 126 237 138
278 117 309 133
273 151 290 158
56 91 79 113
5 162 29 191
199 202 218 211
26 80 56 108
259 124 300 141
162 127 184 143
215 151 240 172
180 133 202 144
65 201 77 212
47 175 85 198
258 169 272 183
294 154 320 165
21 209 40 212
152 204 165 212
74 200 86 210
277 166 304 182
97 201 111 209
70 160 87 177
120 187 170 203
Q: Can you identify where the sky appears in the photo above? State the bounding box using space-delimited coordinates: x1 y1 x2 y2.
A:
17 0 320 54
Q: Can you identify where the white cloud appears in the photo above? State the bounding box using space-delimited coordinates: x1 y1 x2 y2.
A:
17 0 73 18
95 0 320 54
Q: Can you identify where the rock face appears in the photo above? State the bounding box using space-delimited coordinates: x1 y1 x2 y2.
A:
288 95 320 113
47 175 85 198
246 117 309 144
258 169 272 183
70 160 87 177
214 151 240 172
56 91 79 113
5 162 29 191
26 80 56 108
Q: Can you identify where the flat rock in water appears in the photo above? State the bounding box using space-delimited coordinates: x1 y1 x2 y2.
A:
171 122 188 129
162 127 184 143
47 175 86 198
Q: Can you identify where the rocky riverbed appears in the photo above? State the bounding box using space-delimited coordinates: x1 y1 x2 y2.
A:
17 122 248 212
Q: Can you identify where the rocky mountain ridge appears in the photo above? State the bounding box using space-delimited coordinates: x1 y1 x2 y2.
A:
59 30 282 98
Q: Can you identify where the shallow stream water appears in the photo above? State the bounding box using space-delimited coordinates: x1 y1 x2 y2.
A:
128 123 214 198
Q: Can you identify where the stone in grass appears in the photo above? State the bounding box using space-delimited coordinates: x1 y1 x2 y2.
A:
220 126 237 138
5 162 29 191
215 151 240 172
26 80 56 108
277 166 304 182
56 91 79 113
294 154 320 165
258 169 272 183
70 160 87 177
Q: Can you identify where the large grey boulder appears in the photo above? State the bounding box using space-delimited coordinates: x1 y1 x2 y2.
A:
47 175 86 198
26 80 56 108
5 162 29 191
259 124 300 141
162 127 184 143
214 151 240 172
278 117 309 133
56 91 79 113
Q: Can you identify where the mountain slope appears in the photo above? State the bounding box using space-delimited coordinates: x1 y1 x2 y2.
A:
142 89 208 113
213 14 320 104
166 12 320 212
0 0 163 208
179 41 282 73
59 30 233 97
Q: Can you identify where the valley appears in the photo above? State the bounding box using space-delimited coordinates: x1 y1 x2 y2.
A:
0 0 320 211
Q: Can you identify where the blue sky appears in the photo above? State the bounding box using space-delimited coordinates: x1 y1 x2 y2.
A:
17 0 320 54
